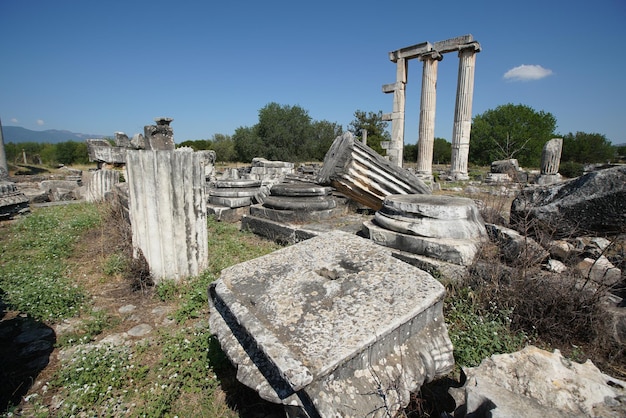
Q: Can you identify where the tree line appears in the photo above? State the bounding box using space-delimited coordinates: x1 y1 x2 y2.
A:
5 102 624 169
4 140 90 166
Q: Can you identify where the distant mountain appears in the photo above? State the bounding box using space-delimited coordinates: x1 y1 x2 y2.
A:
1 126 105 144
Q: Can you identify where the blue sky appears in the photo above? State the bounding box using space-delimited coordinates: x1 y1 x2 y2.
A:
1 0 625 145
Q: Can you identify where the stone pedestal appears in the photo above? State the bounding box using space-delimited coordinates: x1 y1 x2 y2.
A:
209 231 454 418
208 179 264 208
317 132 430 210
363 194 487 266
242 181 349 243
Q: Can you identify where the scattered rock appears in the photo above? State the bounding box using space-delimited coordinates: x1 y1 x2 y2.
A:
459 346 626 417
510 165 626 238
126 324 153 338
118 304 136 314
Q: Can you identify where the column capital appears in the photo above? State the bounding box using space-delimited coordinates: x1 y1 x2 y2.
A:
419 50 443 62
458 41 481 54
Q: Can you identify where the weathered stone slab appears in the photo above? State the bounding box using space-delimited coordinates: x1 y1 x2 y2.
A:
460 346 626 417
206 204 250 223
247 204 348 226
0 179 30 219
208 195 251 208
215 179 262 188
208 187 262 198
363 220 482 266
375 211 486 239
317 132 431 210
86 140 127 164
262 195 337 211
270 183 332 197
209 231 454 417
510 165 626 238
380 194 479 220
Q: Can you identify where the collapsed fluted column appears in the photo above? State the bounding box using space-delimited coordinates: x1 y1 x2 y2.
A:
449 43 480 180
416 51 442 178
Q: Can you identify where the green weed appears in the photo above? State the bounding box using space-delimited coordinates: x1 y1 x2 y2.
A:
0 203 101 320
445 287 529 368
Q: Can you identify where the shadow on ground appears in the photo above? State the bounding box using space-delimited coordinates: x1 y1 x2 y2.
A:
0 299 56 413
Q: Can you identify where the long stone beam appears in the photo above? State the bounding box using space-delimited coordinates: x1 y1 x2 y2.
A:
389 41 431 62
432 34 475 53
388 34 474 62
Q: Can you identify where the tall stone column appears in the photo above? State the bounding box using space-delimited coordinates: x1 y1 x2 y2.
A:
416 51 442 178
449 43 480 180
0 117 8 175
383 58 407 167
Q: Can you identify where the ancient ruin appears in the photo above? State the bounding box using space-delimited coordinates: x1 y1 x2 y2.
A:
511 165 626 238
383 35 480 181
363 194 488 266
126 148 209 283
317 132 431 210
537 137 564 185
209 231 454 417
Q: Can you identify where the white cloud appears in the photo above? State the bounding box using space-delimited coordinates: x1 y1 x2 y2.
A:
503 64 553 81
10 118 18 123
36 119 45 126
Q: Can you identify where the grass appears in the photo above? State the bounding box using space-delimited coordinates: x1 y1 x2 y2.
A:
0 203 101 321
3 198 622 416
1 204 281 416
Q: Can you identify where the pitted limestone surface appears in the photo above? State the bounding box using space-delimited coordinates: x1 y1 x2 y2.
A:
383 194 478 220
270 183 332 197
209 231 453 415
214 179 262 188
209 187 263 198
374 210 486 239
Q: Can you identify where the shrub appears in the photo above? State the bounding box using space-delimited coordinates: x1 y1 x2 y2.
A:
559 161 584 178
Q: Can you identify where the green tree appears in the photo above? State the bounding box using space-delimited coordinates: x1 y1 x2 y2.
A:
233 126 263 163
470 103 557 167
347 110 390 155
209 134 237 162
55 141 80 165
403 143 417 162
433 137 452 164
256 103 314 161
309 120 343 161
178 139 211 150
561 131 616 164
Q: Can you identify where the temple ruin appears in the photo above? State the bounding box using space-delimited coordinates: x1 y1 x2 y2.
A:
383 34 480 180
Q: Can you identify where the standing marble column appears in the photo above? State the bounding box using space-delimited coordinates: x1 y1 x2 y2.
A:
416 51 442 178
0 117 7 175
449 43 480 180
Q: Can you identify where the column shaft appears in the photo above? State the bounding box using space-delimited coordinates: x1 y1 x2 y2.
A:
450 46 478 180
389 59 407 167
416 54 440 177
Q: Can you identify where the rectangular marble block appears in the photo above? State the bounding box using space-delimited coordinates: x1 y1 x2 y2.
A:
209 230 454 417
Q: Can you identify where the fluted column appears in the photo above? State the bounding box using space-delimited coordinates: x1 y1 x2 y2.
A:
388 59 407 167
449 43 480 180
0 117 7 175
416 51 442 178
